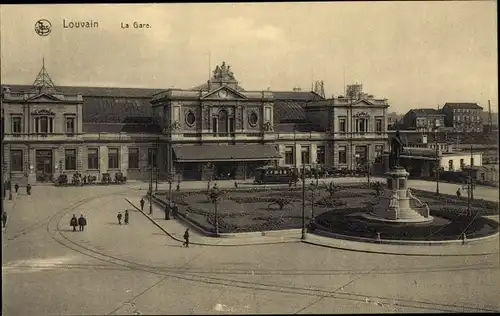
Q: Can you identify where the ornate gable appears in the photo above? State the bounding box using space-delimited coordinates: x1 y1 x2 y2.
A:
31 108 56 116
201 85 247 100
26 93 61 102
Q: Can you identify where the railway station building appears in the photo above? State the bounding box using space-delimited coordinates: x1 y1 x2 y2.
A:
2 61 389 184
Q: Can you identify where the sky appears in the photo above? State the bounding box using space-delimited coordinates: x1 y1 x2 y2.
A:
0 2 497 113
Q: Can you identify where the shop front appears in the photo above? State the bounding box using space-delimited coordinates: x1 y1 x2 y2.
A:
172 144 282 181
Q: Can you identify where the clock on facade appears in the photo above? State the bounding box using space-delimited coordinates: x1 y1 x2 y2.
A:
218 90 228 98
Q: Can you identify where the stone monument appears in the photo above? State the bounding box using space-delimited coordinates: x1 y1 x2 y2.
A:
362 130 433 223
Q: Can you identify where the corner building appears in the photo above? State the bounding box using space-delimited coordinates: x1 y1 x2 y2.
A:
2 62 389 184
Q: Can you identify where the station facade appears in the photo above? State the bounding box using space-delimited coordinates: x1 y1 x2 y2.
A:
2 61 389 184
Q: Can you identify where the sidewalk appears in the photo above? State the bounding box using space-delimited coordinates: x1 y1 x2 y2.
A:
125 176 499 202
125 193 499 256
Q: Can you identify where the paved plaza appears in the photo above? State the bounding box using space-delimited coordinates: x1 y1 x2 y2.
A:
2 181 499 315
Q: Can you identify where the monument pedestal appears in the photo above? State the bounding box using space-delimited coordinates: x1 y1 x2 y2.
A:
363 166 433 223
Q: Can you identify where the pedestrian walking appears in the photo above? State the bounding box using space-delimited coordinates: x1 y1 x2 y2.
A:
165 203 170 220
78 215 87 231
117 212 123 225
172 204 178 219
124 210 129 225
26 184 31 195
183 228 190 248
2 211 8 228
70 214 78 232
14 183 19 193
140 198 145 211
456 188 461 199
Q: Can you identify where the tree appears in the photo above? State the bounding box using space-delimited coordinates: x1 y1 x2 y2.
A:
372 181 384 196
324 181 341 197
267 197 292 210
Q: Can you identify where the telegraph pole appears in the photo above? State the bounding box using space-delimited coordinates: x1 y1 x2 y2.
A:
149 150 153 215
301 163 306 240
434 124 440 196
470 144 474 201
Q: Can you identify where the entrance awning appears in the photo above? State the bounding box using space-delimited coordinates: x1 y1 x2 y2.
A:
173 144 282 162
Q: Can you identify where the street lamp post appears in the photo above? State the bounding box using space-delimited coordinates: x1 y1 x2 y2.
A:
309 182 317 222
469 144 475 201
434 122 440 196
301 163 306 240
366 160 371 184
149 155 153 215
208 183 222 237
155 168 159 192
8 146 12 200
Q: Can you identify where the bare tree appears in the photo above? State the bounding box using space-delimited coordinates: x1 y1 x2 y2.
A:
267 197 292 210
323 181 341 197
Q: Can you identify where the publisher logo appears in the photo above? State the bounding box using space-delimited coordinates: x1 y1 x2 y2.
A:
35 19 52 36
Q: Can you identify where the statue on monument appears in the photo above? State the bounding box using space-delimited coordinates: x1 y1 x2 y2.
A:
389 130 404 169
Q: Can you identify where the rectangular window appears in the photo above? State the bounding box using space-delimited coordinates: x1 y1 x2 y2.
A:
108 148 119 169
470 157 474 166
375 145 384 158
448 160 454 171
35 116 54 134
460 158 464 169
356 119 367 133
229 117 235 136
316 146 326 164
11 117 22 134
285 146 294 165
375 118 383 133
66 117 75 134
339 117 346 133
87 148 99 170
65 149 77 171
212 117 217 136
301 146 310 165
128 148 139 169
338 146 347 164
10 149 23 172
148 148 158 168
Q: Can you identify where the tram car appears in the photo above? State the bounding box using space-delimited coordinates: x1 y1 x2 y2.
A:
254 166 299 184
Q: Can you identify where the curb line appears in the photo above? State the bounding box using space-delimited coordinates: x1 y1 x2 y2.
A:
124 198 301 247
301 239 500 257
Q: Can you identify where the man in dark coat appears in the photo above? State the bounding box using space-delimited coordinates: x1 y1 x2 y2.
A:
2 211 8 228
117 212 123 225
78 215 87 231
26 184 32 195
124 210 129 225
172 204 178 219
70 214 78 232
183 228 190 248
14 183 19 193
140 198 145 211
165 203 170 220
456 188 461 199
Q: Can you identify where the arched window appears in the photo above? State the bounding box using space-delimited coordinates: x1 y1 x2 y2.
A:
218 109 228 136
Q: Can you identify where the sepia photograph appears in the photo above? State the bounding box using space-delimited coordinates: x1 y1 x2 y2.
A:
1 2 498 315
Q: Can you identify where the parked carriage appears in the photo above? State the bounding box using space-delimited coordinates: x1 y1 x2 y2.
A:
254 166 299 185
114 172 127 184
101 173 112 184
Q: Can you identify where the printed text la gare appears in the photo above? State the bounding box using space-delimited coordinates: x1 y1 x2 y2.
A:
121 21 151 29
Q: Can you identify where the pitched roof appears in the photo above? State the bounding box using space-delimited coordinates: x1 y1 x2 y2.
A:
411 108 444 116
2 84 163 98
83 123 161 134
274 100 306 122
173 144 281 162
273 91 325 101
82 96 154 123
443 102 483 110
275 122 326 133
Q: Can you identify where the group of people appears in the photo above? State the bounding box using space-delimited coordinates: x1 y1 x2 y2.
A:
139 197 189 247
117 210 130 225
70 214 87 231
3 181 32 197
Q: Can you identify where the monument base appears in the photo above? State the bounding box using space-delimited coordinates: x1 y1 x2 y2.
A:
365 166 434 224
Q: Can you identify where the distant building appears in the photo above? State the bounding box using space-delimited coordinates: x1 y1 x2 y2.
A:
401 108 445 131
387 112 403 130
441 102 483 132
